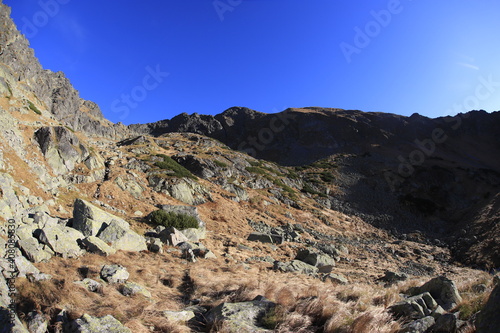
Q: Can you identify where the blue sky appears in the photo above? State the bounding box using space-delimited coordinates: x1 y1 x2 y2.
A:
4 0 500 125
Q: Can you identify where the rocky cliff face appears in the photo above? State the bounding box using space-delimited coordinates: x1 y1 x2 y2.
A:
0 2 129 140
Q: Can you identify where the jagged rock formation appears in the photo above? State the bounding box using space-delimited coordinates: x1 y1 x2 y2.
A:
0 2 129 140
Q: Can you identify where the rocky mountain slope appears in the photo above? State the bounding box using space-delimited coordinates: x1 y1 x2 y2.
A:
131 107 500 270
0 1 499 332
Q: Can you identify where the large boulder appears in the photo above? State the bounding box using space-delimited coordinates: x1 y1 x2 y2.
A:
17 237 52 262
206 297 276 333
273 260 319 275
389 292 438 320
67 314 131 333
476 284 500 333
81 236 116 256
97 220 147 252
159 227 190 246
295 248 336 268
400 316 435 333
37 226 84 258
415 276 462 311
72 199 128 237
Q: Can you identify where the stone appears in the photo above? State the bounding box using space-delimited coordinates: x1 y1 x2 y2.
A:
295 248 336 268
12 256 40 278
100 265 129 284
379 270 408 286
120 282 152 298
146 237 163 253
15 224 37 240
68 314 131 333
162 310 196 323
72 198 129 237
323 273 348 285
206 298 276 333
432 312 459 332
273 260 319 275
26 311 49 333
476 283 500 333
97 220 147 252
74 278 103 293
81 236 116 256
17 237 52 262
247 232 274 244
317 243 342 259
400 316 435 333
416 276 462 310
180 227 207 242
37 226 84 258
159 227 190 246
389 292 438 320
183 248 197 263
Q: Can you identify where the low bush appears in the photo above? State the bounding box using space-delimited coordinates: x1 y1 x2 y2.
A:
27 100 42 115
150 210 199 229
154 154 197 180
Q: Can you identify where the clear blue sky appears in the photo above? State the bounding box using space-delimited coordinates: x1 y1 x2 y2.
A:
4 0 500 125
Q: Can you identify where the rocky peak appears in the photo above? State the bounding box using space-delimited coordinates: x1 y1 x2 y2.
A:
0 2 129 140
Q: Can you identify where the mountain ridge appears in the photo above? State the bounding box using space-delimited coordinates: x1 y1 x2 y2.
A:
1 1 500 332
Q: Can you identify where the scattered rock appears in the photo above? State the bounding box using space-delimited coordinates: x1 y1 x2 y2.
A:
81 236 116 256
73 198 128 237
26 311 49 333
247 232 274 244
120 282 152 298
400 316 435 333
323 273 348 285
17 237 52 263
162 310 196 323
37 226 84 258
146 237 163 253
379 270 408 286
415 276 462 310
68 314 131 333
100 265 129 284
389 292 438 320
180 227 206 242
273 260 319 275
97 220 147 252
159 227 190 246
74 278 103 293
295 248 336 269
206 297 276 333
432 312 460 333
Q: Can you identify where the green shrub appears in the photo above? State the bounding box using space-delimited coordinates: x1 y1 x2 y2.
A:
302 184 327 197
150 210 199 229
213 160 228 168
154 154 197 180
27 100 41 115
246 166 267 175
319 171 335 182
